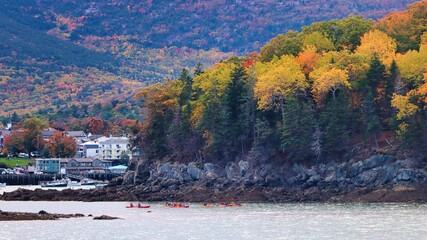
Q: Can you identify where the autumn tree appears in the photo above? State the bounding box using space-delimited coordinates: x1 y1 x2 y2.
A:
356 30 397 65
3 132 24 156
136 80 182 159
21 118 46 154
47 131 77 158
310 66 350 105
254 55 308 122
375 1 427 52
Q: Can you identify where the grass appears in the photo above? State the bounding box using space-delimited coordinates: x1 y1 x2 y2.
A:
0 157 34 168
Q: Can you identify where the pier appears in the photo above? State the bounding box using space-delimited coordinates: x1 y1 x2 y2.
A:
0 173 120 185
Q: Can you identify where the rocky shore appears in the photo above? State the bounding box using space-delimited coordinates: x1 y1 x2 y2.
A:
0 209 122 221
0 210 85 221
1 154 426 203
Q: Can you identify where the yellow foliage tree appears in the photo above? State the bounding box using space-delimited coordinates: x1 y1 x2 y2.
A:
310 67 350 104
391 94 418 120
191 62 236 127
356 30 397 65
396 44 427 86
254 55 307 119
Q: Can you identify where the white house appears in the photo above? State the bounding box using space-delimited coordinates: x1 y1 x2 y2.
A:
98 137 131 160
76 141 100 158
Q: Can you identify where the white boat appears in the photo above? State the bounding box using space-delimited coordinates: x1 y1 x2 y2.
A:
80 178 96 185
67 181 82 187
40 179 68 187
0 183 6 188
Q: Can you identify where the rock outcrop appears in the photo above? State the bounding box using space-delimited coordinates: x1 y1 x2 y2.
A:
1 154 426 203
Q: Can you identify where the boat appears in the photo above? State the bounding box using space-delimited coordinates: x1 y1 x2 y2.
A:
201 203 216 208
218 201 242 207
67 181 81 187
126 205 150 209
162 202 189 208
80 178 97 185
0 183 6 188
40 179 68 187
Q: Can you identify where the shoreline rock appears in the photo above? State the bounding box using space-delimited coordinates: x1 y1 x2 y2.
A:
0 210 85 221
0 154 426 203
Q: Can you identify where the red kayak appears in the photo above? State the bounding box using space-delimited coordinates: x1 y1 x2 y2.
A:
126 205 150 208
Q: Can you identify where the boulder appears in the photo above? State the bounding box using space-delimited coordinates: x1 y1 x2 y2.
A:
305 175 322 187
122 171 135 185
225 162 240 180
396 169 416 182
127 158 139 171
134 161 152 184
187 162 202 180
238 160 250 177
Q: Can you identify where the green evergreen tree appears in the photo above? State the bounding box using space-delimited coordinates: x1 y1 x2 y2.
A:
280 98 315 162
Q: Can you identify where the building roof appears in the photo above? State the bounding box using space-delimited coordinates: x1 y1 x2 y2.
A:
42 130 55 137
99 137 129 145
66 131 87 137
108 165 127 170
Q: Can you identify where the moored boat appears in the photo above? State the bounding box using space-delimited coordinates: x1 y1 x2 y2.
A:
80 178 96 185
67 181 82 187
40 179 68 187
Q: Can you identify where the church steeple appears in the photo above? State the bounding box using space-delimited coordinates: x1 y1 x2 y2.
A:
6 113 12 130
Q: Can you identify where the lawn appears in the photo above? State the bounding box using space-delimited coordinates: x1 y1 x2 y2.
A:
0 157 35 168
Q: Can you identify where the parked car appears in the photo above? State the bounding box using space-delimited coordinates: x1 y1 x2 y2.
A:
18 153 29 158
30 151 40 157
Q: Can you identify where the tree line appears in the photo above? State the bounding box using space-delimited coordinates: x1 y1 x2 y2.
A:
133 8 427 165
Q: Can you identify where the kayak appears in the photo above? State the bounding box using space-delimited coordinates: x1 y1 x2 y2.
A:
162 203 189 208
201 204 216 208
126 205 150 208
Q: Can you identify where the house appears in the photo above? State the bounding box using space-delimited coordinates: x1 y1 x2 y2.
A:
35 158 61 174
98 137 132 160
76 141 100 158
42 128 57 141
60 158 113 174
66 131 88 142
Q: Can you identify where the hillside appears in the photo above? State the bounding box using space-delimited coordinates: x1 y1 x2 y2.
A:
1 0 418 53
0 0 421 118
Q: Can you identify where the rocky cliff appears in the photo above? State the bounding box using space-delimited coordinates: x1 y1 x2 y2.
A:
1 154 426 202
114 154 427 202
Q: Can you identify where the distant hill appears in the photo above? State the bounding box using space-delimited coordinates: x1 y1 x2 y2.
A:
1 0 418 53
0 0 420 118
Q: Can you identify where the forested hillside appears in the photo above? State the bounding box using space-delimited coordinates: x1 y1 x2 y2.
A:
1 0 418 53
0 0 422 127
133 1 427 164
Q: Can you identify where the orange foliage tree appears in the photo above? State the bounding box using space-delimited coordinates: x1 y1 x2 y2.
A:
47 131 77 158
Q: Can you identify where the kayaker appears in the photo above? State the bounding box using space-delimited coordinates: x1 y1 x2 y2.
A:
138 203 142 208
130 203 134 207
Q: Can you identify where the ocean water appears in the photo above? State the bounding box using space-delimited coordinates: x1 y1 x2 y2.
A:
0 200 426 240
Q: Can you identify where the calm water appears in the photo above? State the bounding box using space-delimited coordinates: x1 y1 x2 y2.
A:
1 188 426 240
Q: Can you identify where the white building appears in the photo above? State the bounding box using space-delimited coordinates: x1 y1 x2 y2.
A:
76 141 100 158
98 137 131 160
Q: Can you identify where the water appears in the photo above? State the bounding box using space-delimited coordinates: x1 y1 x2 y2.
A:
1 200 426 240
